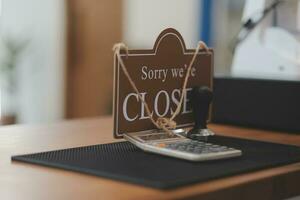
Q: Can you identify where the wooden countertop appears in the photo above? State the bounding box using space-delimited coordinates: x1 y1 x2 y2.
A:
1 116 300 200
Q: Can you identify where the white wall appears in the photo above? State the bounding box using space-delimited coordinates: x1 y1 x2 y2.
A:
1 0 66 124
123 0 201 49
0 0 198 124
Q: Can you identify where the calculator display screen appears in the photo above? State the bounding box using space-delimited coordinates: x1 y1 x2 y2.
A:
138 133 181 141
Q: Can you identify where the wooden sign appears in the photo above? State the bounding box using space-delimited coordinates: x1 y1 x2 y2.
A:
113 28 213 138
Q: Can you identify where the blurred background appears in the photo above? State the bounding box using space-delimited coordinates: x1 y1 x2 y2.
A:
0 0 298 126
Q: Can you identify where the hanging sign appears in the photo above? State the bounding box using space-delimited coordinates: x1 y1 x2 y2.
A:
113 28 213 138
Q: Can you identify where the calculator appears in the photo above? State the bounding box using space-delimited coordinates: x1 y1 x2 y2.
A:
124 130 242 161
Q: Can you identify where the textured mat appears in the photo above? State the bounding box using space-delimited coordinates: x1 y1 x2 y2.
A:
12 136 300 189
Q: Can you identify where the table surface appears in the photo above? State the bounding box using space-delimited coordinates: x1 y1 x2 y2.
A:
1 116 300 200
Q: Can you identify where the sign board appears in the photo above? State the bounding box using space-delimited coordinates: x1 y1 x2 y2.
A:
113 28 213 138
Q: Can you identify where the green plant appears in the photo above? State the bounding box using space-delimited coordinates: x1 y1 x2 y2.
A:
0 36 29 92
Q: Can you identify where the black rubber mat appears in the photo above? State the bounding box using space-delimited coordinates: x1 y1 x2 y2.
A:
11 136 300 189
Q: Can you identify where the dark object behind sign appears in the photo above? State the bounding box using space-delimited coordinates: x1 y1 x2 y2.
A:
212 76 300 132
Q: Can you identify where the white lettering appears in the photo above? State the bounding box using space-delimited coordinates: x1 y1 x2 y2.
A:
154 90 170 117
162 69 168 82
139 92 153 119
171 68 180 77
191 67 196 77
148 70 154 79
123 93 139 121
123 88 193 122
182 88 192 114
171 89 180 114
141 66 169 82
179 68 184 77
141 66 147 80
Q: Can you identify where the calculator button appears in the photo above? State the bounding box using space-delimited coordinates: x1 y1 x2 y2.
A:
167 144 176 148
164 141 237 155
155 143 166 148
226 148 236 151
194 149 202 153
140 133 181 141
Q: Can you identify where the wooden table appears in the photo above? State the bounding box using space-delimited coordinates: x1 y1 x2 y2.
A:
1 116 300 200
